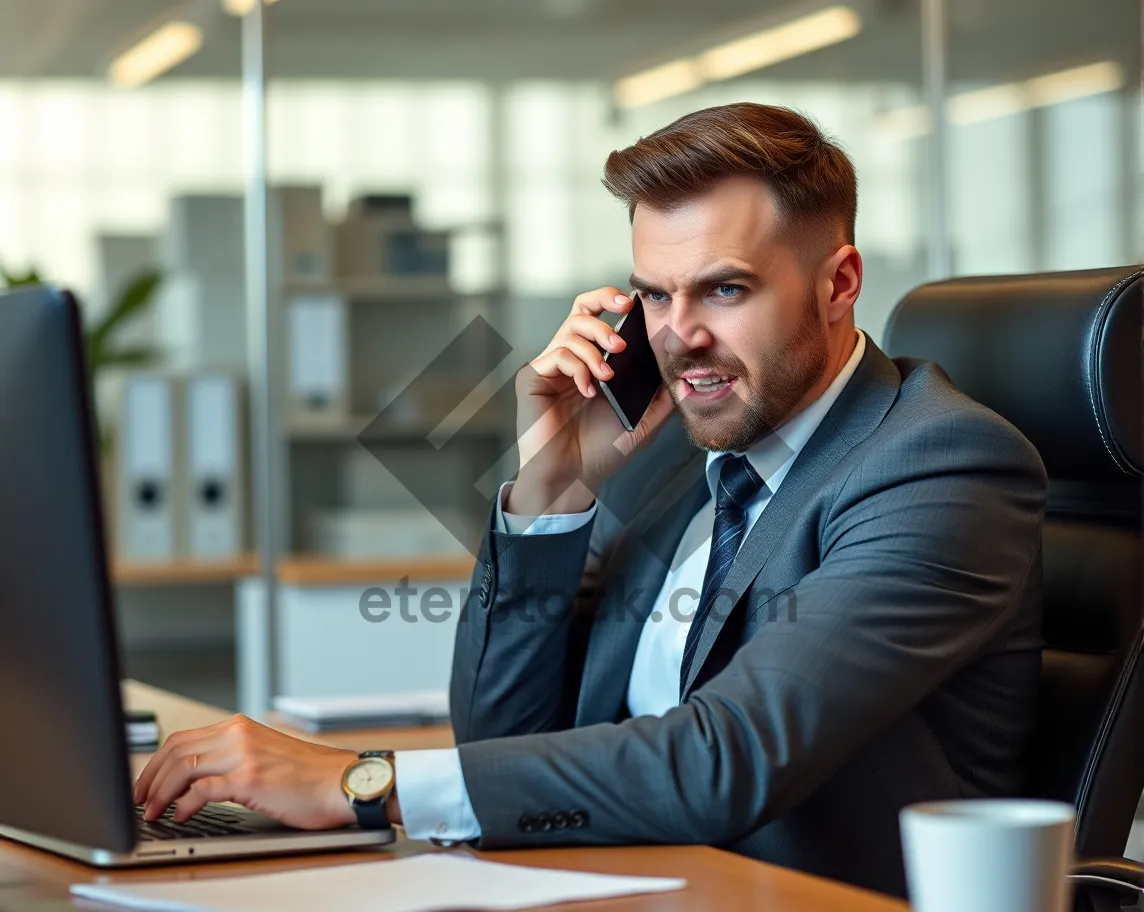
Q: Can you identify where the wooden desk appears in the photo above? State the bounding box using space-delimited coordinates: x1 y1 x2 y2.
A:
0 682 908 912
122 679 457 754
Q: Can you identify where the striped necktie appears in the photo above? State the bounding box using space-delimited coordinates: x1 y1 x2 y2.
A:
679 454 768 696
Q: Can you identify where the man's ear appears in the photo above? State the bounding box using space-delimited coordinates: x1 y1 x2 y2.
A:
819 245 862 324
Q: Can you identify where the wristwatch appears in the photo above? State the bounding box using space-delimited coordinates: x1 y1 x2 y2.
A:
341 750 395 830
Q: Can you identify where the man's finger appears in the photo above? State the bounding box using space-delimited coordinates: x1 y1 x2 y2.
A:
134 733 186 804
572 288 631 317
133 721 230 803
565 314 626 355
142 738 229 820
532 348 596 398
171 775 234 823
557 335 614 383
140 731 217 808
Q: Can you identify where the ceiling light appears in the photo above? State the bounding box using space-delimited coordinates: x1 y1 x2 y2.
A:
222 0 281 16
875 60 1126 139
698 6 862 82
1025 61 1125 108
615 60 704 110
947 83 1028 125
108 21 203 88
613 4 861 110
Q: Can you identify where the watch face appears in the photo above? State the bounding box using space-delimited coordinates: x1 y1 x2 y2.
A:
343 757 394 802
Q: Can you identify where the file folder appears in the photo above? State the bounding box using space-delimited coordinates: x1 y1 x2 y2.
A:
116 374 183 562
287 293 348 425
185 372 246 559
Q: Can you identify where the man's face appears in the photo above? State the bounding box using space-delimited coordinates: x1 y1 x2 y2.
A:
631 175 831 453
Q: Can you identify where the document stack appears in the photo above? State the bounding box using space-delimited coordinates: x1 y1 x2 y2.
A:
274 692 451 732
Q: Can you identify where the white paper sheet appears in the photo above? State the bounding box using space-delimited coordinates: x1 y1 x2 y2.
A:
70 853 686 912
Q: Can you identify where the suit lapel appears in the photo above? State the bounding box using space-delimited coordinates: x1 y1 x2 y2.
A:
680 338 904 698
576 424 708 726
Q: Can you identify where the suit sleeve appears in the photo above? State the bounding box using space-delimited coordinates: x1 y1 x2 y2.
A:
454 410 1048 848
449 486 599 744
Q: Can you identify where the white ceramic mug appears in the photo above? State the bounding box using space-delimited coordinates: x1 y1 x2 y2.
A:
900 799 1076 912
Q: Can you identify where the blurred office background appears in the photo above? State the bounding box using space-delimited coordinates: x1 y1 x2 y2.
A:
0 0 1139 723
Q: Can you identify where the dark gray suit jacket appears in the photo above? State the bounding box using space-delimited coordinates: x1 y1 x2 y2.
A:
449 336 1047 897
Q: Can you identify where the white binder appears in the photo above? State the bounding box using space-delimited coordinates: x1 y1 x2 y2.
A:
185 372 246 559
287 293 349 426
116 374 182 562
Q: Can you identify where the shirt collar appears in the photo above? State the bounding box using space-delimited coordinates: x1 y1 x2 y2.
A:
704 329 867 497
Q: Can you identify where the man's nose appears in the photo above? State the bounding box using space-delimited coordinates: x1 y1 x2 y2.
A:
661 298 713 357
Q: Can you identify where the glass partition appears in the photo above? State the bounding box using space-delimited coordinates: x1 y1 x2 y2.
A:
0 3 246 707
946 0 1141 273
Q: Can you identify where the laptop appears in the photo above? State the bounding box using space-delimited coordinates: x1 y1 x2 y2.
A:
0 286 395 865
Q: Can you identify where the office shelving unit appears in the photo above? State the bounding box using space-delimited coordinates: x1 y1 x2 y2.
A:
131 186 514 571
281 281 513 563
113 555 260 587
112 188 511 712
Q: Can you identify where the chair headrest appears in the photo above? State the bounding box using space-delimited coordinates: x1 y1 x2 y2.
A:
885 266 1142 483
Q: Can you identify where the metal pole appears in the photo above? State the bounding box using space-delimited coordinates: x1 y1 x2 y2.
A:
1129 8 1144 262
489 82 510 294
922 0 951 278
240 0 277 718
1029 108 1047 272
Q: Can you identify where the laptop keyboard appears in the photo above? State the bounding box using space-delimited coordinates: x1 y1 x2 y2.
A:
135 803 258 841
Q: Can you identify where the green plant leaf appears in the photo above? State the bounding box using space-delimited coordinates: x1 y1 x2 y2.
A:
88 269 163 358
1 264 45 288
95 346 160 371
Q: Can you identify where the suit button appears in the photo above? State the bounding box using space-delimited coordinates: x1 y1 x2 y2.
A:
537 813 553 832
552 812 568 830
518 814 536 834
569 810 589 829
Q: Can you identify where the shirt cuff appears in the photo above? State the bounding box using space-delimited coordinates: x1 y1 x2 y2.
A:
494 480 597 535
394 749 482 843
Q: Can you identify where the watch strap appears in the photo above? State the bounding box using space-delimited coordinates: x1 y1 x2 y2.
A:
352 795 390 830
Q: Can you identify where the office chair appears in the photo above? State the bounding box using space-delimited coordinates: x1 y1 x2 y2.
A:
885 265 1143 899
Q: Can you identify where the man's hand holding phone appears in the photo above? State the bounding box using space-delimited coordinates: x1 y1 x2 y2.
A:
509 286 674 517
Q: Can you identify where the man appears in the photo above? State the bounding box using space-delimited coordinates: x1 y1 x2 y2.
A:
135 103 1047 897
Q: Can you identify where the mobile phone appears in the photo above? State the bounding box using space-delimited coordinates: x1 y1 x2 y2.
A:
597 292 662 432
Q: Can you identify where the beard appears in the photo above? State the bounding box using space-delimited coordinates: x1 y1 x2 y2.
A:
663 285 829 452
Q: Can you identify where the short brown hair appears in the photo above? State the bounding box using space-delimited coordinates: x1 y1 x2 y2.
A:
602 102 857 249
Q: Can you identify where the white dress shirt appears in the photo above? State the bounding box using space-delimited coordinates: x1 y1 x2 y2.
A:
395 330 867 842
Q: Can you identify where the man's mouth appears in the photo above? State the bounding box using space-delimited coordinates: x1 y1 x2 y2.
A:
678 372 739 401
685 375 732 390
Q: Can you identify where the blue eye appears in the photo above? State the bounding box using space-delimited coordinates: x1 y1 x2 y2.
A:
714 284 741 298
645 291 670 304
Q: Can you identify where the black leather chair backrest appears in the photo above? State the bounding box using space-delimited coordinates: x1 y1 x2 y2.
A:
885 265 1143 860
